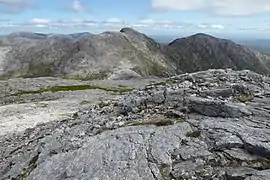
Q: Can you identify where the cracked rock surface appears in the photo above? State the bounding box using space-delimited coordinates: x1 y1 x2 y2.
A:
1 69 270 180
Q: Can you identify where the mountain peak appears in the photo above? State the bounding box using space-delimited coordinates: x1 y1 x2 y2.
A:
7 32 47 39
120 27 142 36
164 33 270 74
191 33 216 38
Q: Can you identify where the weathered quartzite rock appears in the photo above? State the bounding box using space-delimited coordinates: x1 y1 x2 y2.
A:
1 69 270 180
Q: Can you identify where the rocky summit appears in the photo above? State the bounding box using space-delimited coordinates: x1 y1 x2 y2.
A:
1 69 270 180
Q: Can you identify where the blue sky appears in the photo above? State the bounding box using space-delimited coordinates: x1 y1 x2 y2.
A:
0 0 270 38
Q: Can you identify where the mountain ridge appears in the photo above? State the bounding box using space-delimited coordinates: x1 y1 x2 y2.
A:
164 32 270 74
0 27 269 80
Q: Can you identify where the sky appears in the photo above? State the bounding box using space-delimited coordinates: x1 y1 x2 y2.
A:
0 0 270 39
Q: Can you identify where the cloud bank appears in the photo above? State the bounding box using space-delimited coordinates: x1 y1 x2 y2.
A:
152 0 270 15
0 17 227 33
0 0 33 13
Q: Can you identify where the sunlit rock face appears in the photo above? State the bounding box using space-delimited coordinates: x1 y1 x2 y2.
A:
1 69 270 180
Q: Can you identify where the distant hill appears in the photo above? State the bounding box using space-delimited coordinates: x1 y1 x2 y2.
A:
162 33 270 74
0 28 270 80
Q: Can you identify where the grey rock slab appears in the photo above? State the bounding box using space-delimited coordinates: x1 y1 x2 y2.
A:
200 118 270 157
187 97 252 118
1 69 270 180
226 169 270 180
225 167 259 179
246 170 270 180
27 123 192 180
224 148 259 161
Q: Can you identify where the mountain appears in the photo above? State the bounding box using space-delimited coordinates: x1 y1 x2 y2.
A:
162 33 270 74
68 32 92 39
7 32 48 40
0 28 270 80
0 28 175 80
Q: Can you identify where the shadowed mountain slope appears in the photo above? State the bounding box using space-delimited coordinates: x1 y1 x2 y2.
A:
162 33 270 74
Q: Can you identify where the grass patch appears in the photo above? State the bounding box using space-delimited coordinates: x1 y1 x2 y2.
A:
235 94 253 103
158 164 171 180
21 62 54 78
224 152 270 170
153 80 177 86
147 62 169 77
0 75 8 80
126 118 176 127
216 78 226 84
9 85 134 96
248 159 270 170
186 130 201 138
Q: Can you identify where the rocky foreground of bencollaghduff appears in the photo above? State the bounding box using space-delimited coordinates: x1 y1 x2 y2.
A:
1 68 270 180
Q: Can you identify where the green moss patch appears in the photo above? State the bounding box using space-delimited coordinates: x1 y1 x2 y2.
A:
126 118 176 127
235 94 253 103
9 84 134 96
158 164 171 180
0 75 8 80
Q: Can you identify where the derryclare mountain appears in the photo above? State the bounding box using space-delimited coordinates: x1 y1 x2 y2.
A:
1 28 270 81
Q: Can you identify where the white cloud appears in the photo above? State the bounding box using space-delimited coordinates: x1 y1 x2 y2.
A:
70 0 86 12
104 18 123 23
101 18 129 29
29 18 51 24
1 17 227 34
197 24 208 29
140 19 156 25
136 19 177 29
138 19 225 30
151 0 270 15
211 24 225 29
140 19 173 25
197 24 225 29
34 24 47 28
